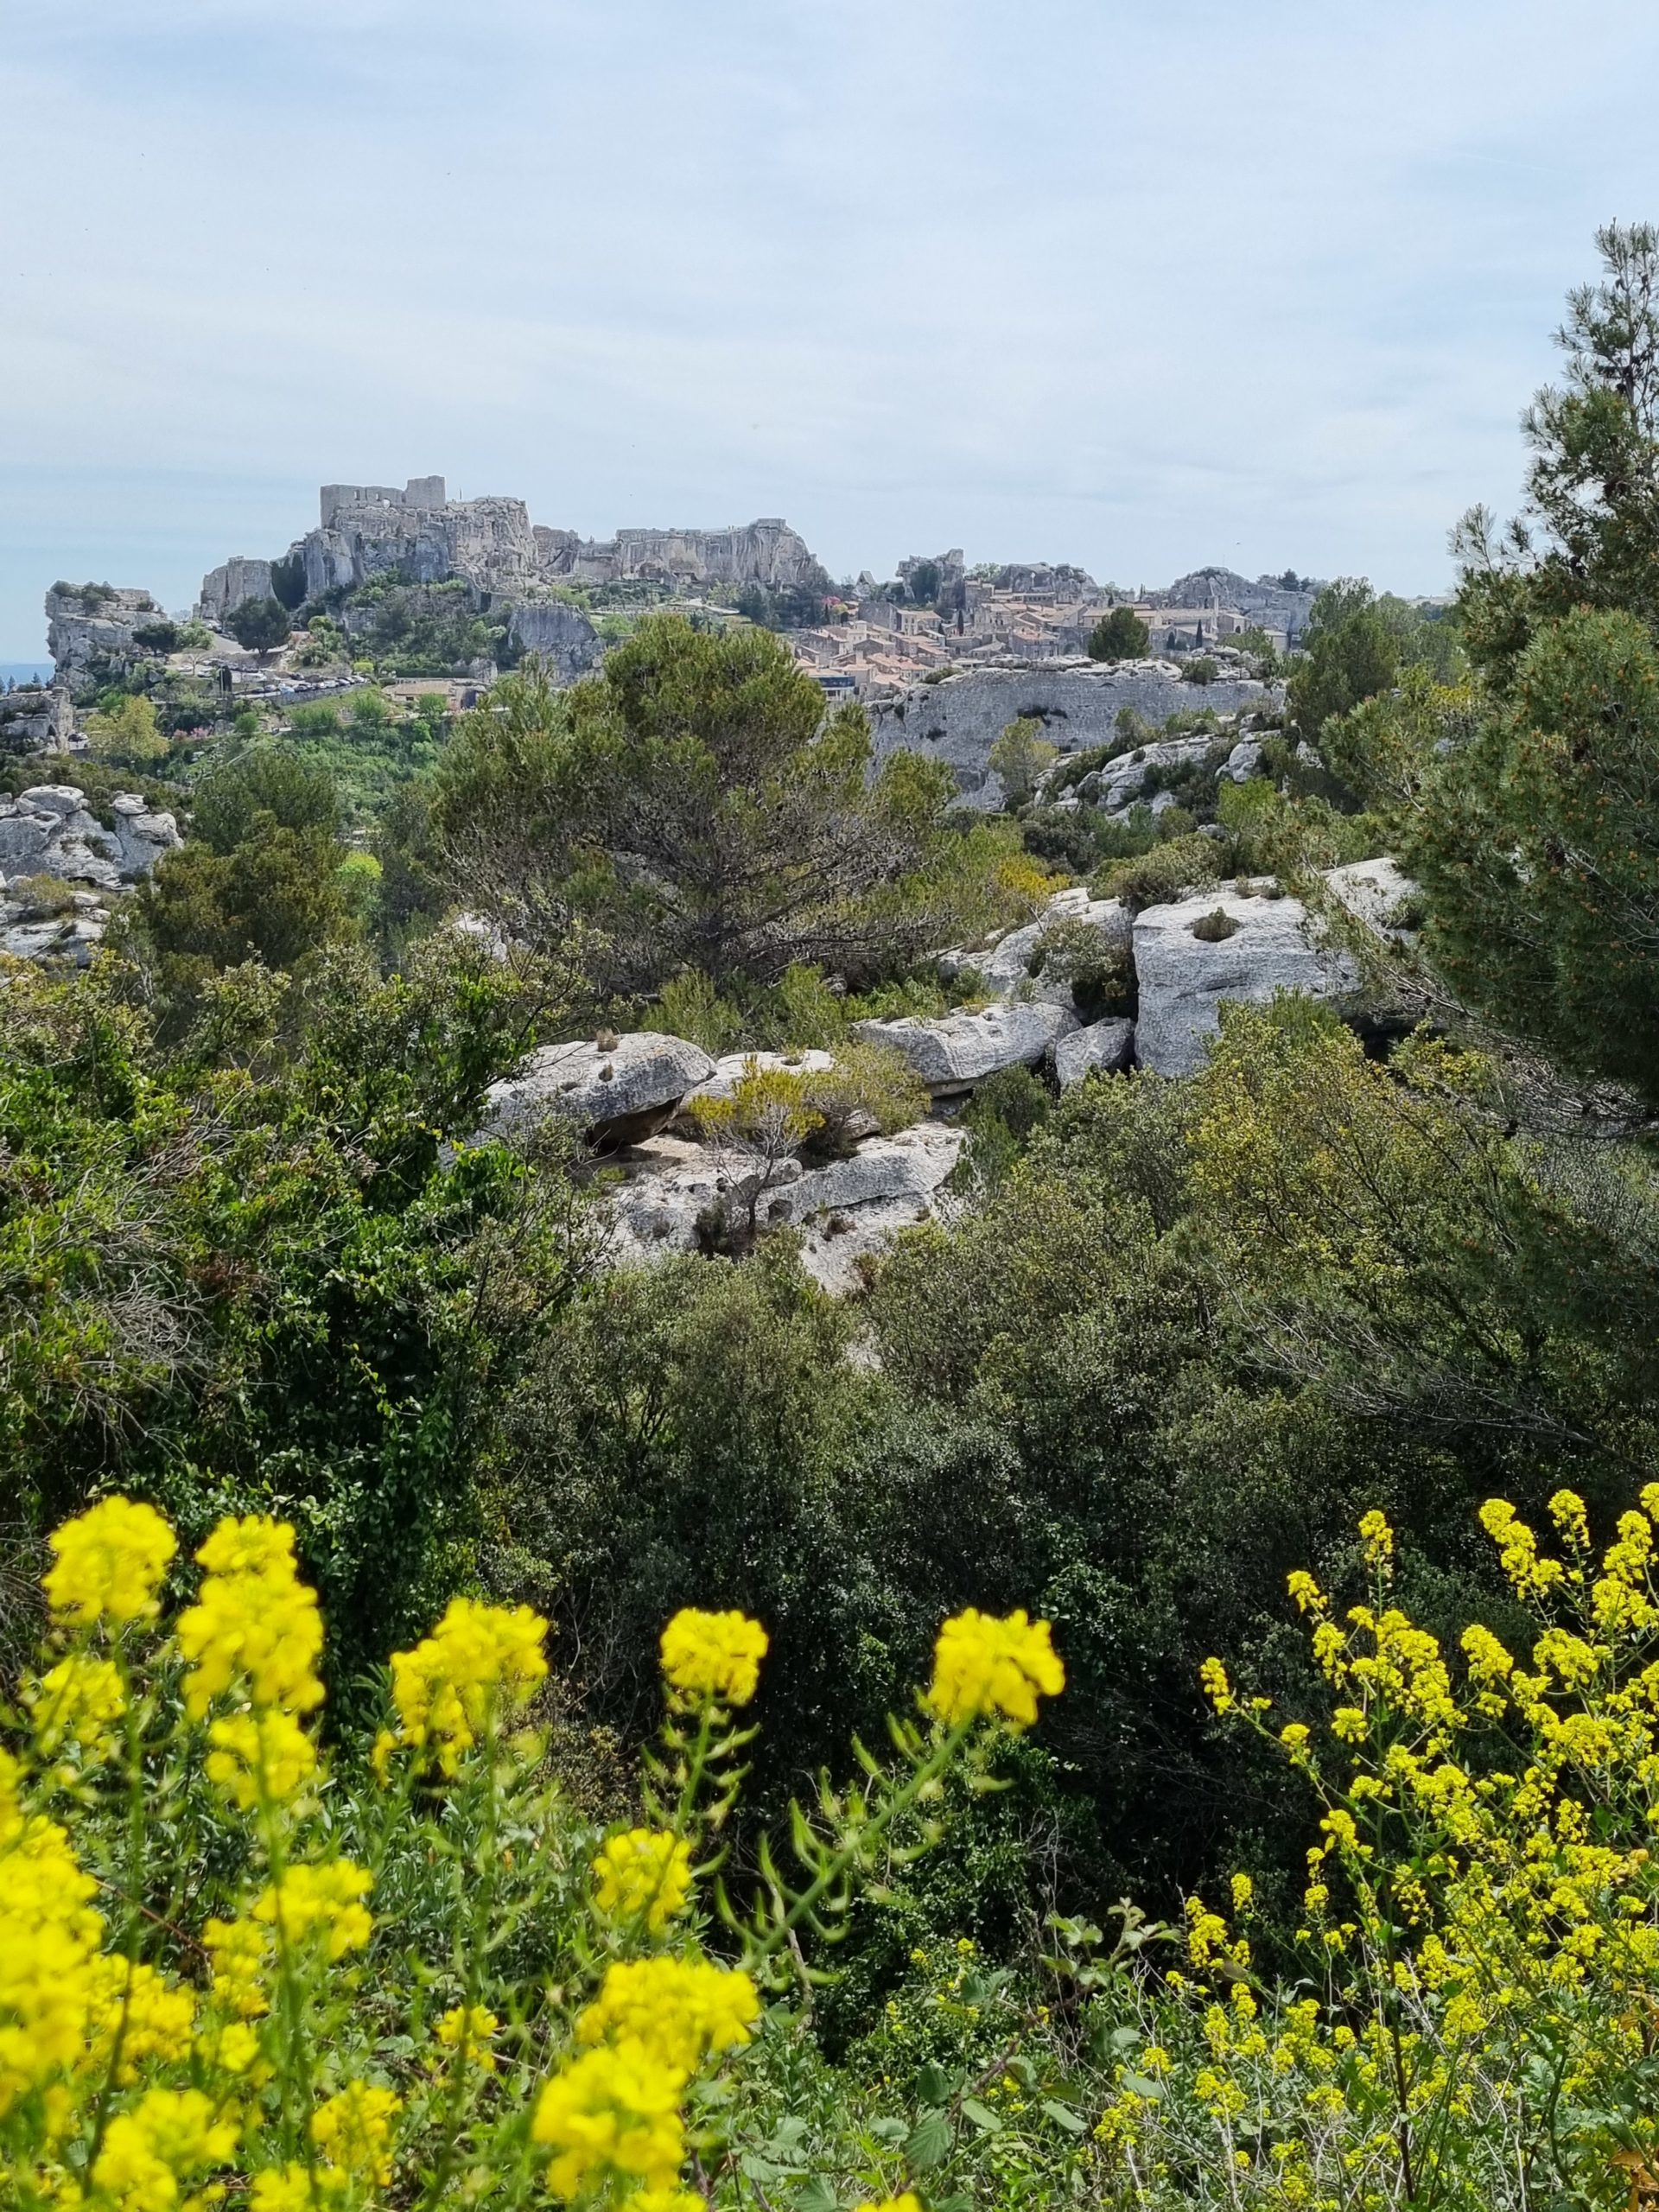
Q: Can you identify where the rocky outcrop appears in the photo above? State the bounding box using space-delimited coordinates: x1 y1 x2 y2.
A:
0 785 181 894
197 557 274 625
480 1033 716 1152
851 1001 1077 1095
1068 734 1217 816
868 662 1270 804
46 587 168 697
605 1120 962 1295
1132 889 1358 1076
198 480 830 639
1055 1018 1135 1087
535 518 827 592
939 887 1131 1017
0 683 74 755
507 599 603 683
2 894 110 968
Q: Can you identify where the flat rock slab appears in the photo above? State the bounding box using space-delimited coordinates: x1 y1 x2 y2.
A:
851 1001 1077 1095
481 1032 715 1151
1133 890 1358 1076
1055 1017 1135 1088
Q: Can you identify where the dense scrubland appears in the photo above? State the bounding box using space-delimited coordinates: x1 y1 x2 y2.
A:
10 226 1659 2211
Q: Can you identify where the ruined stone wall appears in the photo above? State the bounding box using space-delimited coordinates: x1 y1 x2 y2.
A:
868 659 1273 803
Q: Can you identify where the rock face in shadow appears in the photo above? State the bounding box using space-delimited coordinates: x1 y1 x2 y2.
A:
480 1033 716 1152
1055 1018 1135 1087
850 1001 1077 1096
1132 889 1358 1076
506 600 602 682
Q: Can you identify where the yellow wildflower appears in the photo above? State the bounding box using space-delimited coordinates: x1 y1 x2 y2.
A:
87 1959 195 2082
1548 1488 1591 1549
577 1956 760 2072
253 1859 373 1960
202 1915 271 2020
1230 1872 1254 1912
1286 1570 1325 1616
856 2198 924 2212
28 1653 126 1758
249 2164 315 2212
531 2039 687 2198
1358 1509 1394 1570
593 1827 693 1929
383 1598 549 1774
311 2080 402 2188
175 1516 324 1719
92 2088 238 2210
433 2001 500 2072
0 1789 105 2113
1198 1657 1234 1715
205 1707 316 1810
43 1497 176 1627
927 1608 1065 1730
658 1608 769 1708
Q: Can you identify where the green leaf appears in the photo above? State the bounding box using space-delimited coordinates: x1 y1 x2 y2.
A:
1120 2073 1164 2102
1041 2099 1087 2136
868 2117 909 2145
796 2179 839 2212
905 2108 952 2171
918 2061 954 2107
959 2097 1003 2135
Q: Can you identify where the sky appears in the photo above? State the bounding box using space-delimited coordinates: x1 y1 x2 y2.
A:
3 1 1658 658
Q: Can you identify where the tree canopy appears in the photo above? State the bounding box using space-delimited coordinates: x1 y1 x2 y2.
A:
430 613 1020 994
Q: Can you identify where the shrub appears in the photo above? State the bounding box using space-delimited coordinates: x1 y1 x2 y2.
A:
1188 905 1238 943
1181 655 1219 685
1027 913 1133 1018
656 968 746 1058
1093 830 1223 912
2 1492 1064 2209
798 1042 929 1157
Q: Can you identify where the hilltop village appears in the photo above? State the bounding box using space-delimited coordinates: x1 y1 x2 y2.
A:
6 474 1321 761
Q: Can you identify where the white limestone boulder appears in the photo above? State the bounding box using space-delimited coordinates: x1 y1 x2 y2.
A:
1320 857 1420 944
480 1032 716 1152
1132 890 1358 1077
1055 1017 1135 1088
851 1000 1077 1096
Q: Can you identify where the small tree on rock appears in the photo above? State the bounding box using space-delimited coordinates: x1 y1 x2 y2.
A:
989 715 1058 808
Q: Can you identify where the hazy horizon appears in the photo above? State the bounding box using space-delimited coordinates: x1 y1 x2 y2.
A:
5 1 1659 658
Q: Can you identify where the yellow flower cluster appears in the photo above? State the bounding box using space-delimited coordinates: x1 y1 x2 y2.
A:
175 1516 324 1726
253 1860 374 1961
658 1607 769 1708
925 1607 1065 1731
531 2038 689 2200
28 1653 126 1759
43 1497 177 1627
0 1751 105 2116
205 1707 317 1811
434 2002 500 2074
92 2087 238 2211
311 2079 403 2188
593 1827 694 1930
534 1945 757 2196
378 1597 549 1775
576 1956 760 2072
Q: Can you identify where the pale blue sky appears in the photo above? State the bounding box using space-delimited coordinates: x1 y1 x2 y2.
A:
3 0 1656 657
